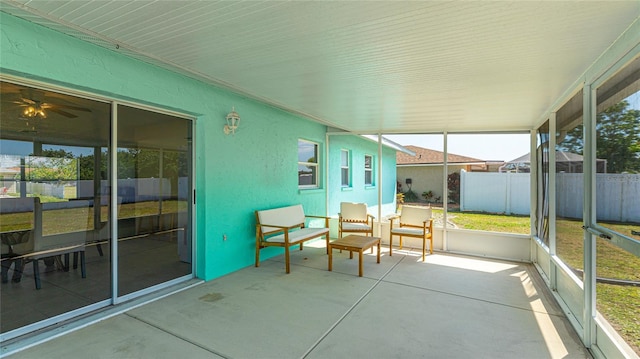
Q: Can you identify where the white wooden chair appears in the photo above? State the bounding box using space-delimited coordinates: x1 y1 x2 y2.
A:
389 205 433 261
255 204 329 273
338 202 375 238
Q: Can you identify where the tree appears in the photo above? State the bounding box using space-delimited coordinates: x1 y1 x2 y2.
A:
448 172 460 204
557 100 640 174
26 149 77 181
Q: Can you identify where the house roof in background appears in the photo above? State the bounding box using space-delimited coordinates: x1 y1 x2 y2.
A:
397 145 485 165
506 151 606 163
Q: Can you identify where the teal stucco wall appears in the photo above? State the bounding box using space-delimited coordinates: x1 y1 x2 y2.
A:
327 135 397 217
0 13 329 280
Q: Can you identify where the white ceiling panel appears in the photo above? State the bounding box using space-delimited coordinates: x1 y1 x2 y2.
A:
2 1 639 133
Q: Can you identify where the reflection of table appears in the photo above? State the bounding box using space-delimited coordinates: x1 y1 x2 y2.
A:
1 229 31 255
1 229 31 283
328 235 381 277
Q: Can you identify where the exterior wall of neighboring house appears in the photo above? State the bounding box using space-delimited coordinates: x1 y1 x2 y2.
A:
397 164 467 203
1 13 392 281
396 145 489 204
485 161 505 172
328 135 397 218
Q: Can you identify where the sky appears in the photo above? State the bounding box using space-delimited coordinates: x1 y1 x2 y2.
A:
383 133 531 162
382 90 639 162
1 133 531 168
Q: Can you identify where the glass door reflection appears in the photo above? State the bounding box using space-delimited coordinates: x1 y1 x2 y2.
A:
116 105 192 296
0 81 111 333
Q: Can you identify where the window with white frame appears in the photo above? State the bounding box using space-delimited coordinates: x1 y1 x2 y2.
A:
364 154 373 186
298 139 319 188
341 149 350 187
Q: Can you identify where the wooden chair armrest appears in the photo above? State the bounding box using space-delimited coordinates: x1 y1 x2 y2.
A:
305 215 330 219
257 223 299 231
388 214 400 229
305 215 330 228
257 224 300 246
422 218 434 229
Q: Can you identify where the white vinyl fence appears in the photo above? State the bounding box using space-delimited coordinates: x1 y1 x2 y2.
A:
557 173 640 222
460 170 530 215
1 178 177 203
460 170 640 222
0 180 66 198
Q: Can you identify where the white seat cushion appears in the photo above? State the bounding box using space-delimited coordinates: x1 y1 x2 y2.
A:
258 205 306 234
341 223 372 231
340 202 368 221
399 206 432 226
390 228 428 236
265 227 329 244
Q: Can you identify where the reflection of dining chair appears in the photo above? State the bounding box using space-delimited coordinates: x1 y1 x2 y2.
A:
1 197 37 283
25 199 90 289
1 229 31 283
389 205 433 261
338 202 375 238
92 195 122 257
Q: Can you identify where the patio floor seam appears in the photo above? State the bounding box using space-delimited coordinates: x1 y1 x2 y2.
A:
123 312 230 359
300 254 405 358
376 277 566 319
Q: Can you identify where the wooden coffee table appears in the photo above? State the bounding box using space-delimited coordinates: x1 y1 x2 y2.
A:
328 235 381 277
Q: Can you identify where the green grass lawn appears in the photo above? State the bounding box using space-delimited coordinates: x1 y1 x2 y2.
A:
442 210 530 234
0 200 188 234
555 218 640 353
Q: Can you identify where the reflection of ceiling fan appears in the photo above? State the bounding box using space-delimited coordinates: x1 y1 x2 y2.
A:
14 90 91 119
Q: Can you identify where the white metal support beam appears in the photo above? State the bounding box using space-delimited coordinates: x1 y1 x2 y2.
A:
549 113 558 292
583 84 597 349
377 133 383 238
111 102 119 304
442 132 448 251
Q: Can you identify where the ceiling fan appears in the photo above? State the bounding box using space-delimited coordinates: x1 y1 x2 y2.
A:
14 89 91 119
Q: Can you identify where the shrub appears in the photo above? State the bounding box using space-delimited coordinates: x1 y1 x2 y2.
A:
448 172 460 204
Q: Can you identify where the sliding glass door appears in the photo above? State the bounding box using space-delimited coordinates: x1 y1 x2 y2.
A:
0 80 193 339
116 105 192 296
0 81 112 334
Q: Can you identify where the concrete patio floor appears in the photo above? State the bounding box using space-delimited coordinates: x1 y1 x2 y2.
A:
4 243 591 358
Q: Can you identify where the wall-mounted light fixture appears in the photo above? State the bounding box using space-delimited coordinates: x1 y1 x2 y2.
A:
224 106 240 135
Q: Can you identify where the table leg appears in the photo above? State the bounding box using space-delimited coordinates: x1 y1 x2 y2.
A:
358 250 363 277
376 241 380 263
1 258 10 283
12 258 23 282
328 245 333 272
